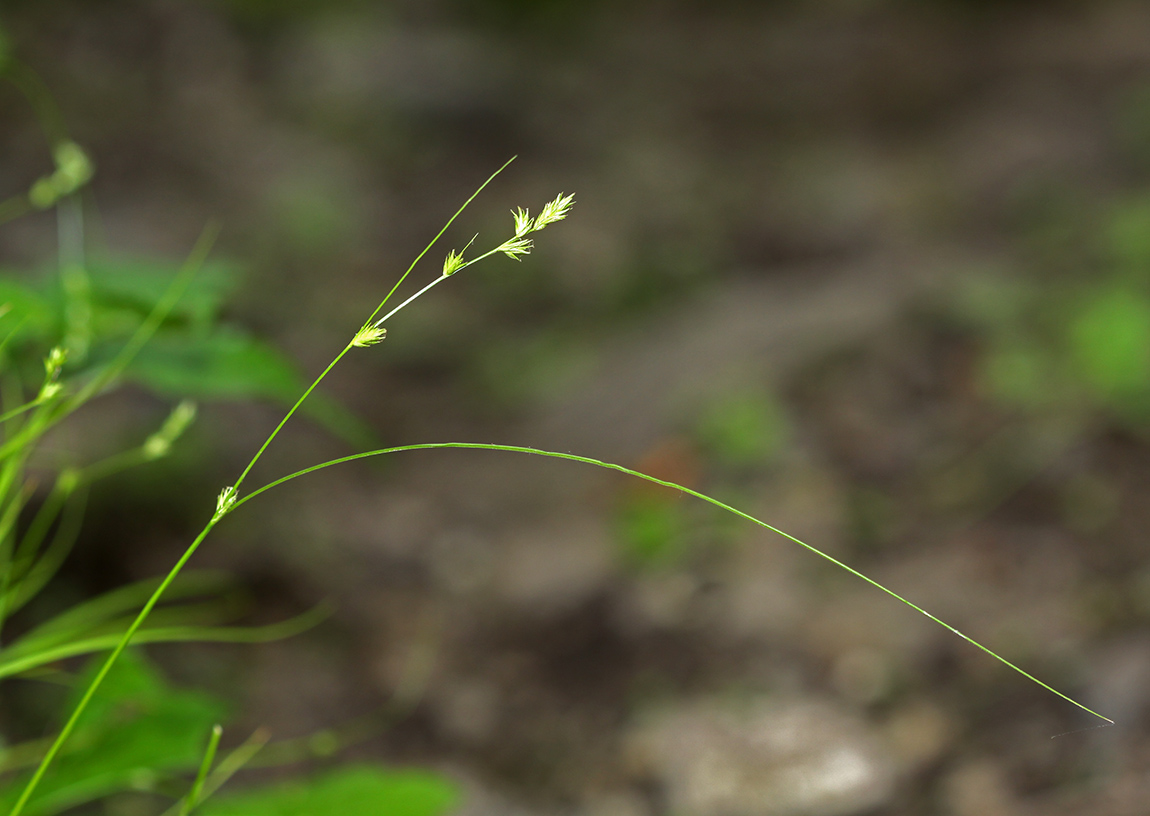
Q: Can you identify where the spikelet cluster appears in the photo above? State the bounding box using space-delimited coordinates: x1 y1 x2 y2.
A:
451 192 574 271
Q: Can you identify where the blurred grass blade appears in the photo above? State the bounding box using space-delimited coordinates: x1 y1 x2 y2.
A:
159 729 270 816
4 571 234 653
0 604 330 679
1 484 85 620
68 221 220 409
181 724 222 816
0 223 222 459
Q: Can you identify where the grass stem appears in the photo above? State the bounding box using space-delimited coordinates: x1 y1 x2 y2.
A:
235 441 1116 726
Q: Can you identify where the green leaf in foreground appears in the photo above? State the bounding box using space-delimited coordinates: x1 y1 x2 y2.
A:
0 651 225 816
198 765 460 816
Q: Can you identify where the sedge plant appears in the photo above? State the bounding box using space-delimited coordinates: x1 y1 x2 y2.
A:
0 44 409 814
6 154 1116 815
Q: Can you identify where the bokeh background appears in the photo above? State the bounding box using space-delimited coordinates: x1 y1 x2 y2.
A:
5 0 1150 814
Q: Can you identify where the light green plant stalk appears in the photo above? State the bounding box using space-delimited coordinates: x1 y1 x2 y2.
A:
180 724 221 816
237 442 1116 725
7 160 1110 816
7 157 532 816
159 728 269 816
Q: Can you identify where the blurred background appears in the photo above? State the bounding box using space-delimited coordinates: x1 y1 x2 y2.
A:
4 0 1150 814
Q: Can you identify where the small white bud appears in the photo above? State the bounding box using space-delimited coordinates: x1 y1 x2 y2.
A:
37 347 68 401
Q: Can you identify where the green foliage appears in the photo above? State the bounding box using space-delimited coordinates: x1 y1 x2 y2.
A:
0 652 226 816
0 148 562 815
2 50 1120 816
972 194 1150 427
0 255 368 445
0 278 51 346
86 257 239 329
1069 286 1150 407
616 494 688 569
695 390 787 468
0 35 473 816
126 330 304 403
198 765 459 816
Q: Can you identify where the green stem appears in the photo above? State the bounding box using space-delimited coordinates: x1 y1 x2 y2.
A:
181 724 221 816
67 222 220 409
232 159 515 494
234 441 1116 726
77 446 153 485
369 274 450 328
361 156 515 329
0 398 47 426
6 163 519 816
229 344 353 495
158 729 269 816
0 223 218 467
6 522 216 816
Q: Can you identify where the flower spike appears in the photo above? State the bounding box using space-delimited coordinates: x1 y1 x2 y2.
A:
352 324 387 348
532 193 574 231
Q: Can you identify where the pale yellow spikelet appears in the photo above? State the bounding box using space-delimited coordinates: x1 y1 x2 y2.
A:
352 324 387 348
532 193 574 231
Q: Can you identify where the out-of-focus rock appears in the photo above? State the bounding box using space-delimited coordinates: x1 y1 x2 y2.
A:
942 759 1026 816
449 776 552 816
625 697 896 816
831 646 893 705
493 516 615 616
883 699 955 774
619 571 700 632
580 790 651 816
433 676 501 745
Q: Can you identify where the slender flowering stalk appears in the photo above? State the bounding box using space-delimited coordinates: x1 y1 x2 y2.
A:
354 192 575 338
7 162 576 816
9 165 1107 816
